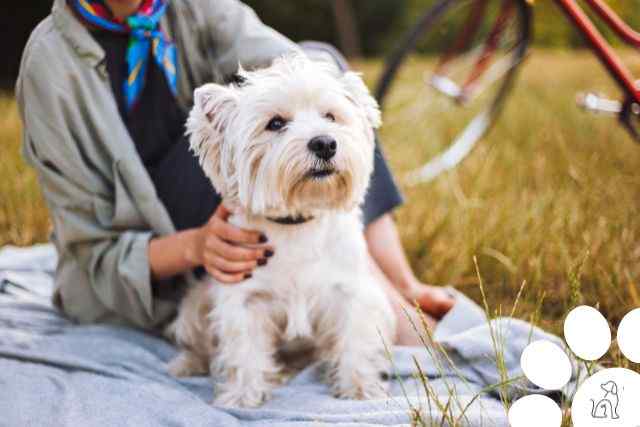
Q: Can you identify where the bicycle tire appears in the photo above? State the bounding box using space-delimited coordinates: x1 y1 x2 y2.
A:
375 0 533 184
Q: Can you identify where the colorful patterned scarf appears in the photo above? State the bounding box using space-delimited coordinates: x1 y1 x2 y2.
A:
70 0 177 112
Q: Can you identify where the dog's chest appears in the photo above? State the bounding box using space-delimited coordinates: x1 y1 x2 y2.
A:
227 213 367 336
254 216 365 289
232 212 365 276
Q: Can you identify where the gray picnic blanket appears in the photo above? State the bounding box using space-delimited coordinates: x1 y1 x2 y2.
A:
0 244 578 426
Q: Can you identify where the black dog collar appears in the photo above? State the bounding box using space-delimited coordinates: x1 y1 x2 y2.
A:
267 215 314 225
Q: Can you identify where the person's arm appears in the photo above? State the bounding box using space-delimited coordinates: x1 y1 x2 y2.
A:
17 41 267 328
365 214 454 319
18 50 152 327
147 229 201 281
365 214 416 294
149 205 272 283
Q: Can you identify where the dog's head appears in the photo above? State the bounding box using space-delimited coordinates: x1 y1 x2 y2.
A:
186 55 381 218
600 381 618 396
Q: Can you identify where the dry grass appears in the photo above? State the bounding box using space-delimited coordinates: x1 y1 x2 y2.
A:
2 50 639 425
358 50 640 351
0 96 50 246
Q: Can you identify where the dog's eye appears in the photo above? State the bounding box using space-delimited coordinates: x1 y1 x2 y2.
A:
266 116 287 132
325 112 336 122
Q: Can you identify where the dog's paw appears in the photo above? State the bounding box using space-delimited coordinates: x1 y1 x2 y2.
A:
167 352 208 378
213 387 270 408
333 377 389 400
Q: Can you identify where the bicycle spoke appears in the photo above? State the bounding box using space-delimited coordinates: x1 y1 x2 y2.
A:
407 111 492 184
376 0 531 184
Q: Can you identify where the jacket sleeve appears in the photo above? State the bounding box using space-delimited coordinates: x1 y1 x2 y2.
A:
17 49 160 328
201 0 301 78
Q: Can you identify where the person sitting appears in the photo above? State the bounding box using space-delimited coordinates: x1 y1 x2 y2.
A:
17 0 455 345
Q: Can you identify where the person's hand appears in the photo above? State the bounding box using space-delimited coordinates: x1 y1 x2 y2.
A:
401 281 455 320
191 204 273 284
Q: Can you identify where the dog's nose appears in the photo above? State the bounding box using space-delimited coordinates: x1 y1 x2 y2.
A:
307 136 337 160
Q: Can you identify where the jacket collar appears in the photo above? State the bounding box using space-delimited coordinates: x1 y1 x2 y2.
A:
52 0 106 68
52 0 177 239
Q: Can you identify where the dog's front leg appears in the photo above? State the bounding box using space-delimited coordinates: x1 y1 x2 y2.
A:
316 283 394 400
211 291 283 408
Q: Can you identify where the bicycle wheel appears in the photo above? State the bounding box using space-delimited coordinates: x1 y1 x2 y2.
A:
376 0 531 184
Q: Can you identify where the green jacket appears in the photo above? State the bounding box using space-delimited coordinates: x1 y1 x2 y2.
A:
16 0 298 330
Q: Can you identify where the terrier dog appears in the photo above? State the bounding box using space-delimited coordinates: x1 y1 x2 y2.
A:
167 55 396 408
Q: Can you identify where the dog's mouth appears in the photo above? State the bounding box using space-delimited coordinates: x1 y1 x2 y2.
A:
306 168 336 179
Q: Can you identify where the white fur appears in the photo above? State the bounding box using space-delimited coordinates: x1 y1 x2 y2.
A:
168 55 396 408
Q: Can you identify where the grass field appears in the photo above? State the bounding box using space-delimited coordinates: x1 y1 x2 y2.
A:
1 50 640 422
364 50 640 354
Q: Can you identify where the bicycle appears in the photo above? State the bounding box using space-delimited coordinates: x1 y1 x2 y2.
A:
376 0 640 184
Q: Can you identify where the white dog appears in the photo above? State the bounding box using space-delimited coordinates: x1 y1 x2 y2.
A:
167 55 396 408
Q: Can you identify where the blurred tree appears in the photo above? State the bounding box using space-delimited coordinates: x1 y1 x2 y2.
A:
242 0 409 56
2 0 638 90
331 0 362 58
2 2 51 89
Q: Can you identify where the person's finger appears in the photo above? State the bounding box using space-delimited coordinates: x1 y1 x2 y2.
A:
213 204 232 221
204 253 261 273
216 220 267 245
207 235 267 262
206 266 251 284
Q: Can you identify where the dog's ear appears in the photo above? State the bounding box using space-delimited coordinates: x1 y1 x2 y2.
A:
192 83 239 126
341 71 382 129
186 83 239 196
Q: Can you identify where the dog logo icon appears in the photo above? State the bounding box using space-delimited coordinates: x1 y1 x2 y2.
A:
590 380 620 420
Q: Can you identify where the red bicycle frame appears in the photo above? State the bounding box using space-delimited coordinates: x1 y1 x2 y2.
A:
434 0 517 103
555 0 640 104
438 0 640 103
